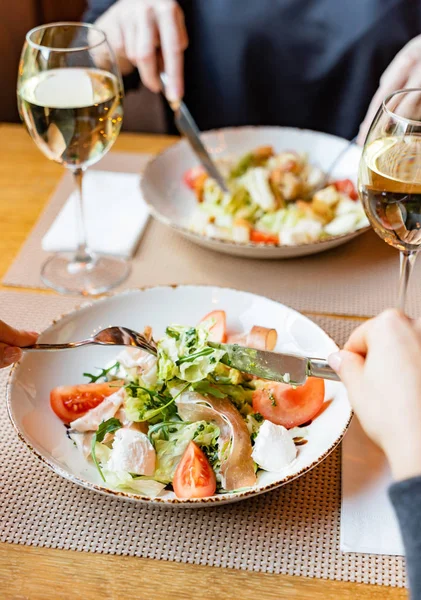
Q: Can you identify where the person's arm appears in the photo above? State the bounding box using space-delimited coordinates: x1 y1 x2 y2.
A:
0 321 38 368
328 310 421 598
358 35 421 144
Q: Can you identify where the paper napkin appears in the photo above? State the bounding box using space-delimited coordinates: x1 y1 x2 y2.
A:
42 170 149 258
341 418 404 555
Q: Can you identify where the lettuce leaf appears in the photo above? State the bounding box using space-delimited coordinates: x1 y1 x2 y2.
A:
101 468 166 497
157 324 226 384
151 421 220 483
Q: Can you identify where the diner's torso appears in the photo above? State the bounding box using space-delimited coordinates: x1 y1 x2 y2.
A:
86 0 421 137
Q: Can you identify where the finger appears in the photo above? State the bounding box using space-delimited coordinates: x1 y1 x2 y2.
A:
392 72 421 121
156 2 188 101
343 320 372 356
344 309 409 356
357 54 414 145
134 7 161 93
412 317 421 340
0 321 38 347
329 350 365 392
0 343 22 368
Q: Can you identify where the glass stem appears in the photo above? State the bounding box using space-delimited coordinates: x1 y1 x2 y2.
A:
72 167 92 264
397 251 417 313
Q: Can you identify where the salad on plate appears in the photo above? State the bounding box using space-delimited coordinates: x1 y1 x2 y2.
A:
184 146 369 245
51 311 327 499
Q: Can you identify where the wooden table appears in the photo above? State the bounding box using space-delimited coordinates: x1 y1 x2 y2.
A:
0 123 406 600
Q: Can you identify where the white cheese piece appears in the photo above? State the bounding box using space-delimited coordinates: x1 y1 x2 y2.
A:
107 428 156 475
324 213 358 236
204 224 232 240
240 167 276 211
356 213 370 229
335 197 359 216
232 224 251 243
281 218 322 245
114 348 158 388
252 420 297 472
215 214 234 229
305 166 325 189
70 388 125 433
313 185 340 207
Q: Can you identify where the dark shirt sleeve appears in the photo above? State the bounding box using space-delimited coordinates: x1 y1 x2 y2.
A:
83 0 115 23
389 477 421 599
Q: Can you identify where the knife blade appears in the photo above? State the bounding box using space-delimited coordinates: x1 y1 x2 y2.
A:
160 73 229 193
208 342 340 386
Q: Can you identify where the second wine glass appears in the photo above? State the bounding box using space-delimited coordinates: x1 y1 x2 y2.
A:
17 22 129 295
358 88 421 312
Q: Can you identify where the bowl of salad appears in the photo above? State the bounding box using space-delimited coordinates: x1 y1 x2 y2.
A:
141 126 370 258
7 286 352 506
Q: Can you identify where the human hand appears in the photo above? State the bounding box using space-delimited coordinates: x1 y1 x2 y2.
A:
0 321 38 368
328 310 421 481
95 0 188 101
358 35 421 145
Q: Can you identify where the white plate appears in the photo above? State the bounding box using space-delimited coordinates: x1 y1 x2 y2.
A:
141 126 369 258
7 286 352 506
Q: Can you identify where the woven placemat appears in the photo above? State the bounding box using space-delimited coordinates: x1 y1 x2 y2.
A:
3 151 421 318
0 291 405 586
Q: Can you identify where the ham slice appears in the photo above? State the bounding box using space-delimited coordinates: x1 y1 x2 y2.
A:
176 391 256 491
70 388 126 433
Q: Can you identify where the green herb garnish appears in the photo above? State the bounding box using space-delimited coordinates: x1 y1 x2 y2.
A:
165 326 180 340
84 362 120 383
177 347 214 365
91 417 122 482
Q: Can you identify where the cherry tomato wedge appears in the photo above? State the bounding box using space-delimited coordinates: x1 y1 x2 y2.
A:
183 165 206 189
250 230 279 245
333 179 358 200
200 309 227 343
50 381 124 423
252 378 325 429
173 441 217 499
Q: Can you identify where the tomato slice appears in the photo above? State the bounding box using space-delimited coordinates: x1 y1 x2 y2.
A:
50 381 124 423
173 441 216 498
252 377 325 429
183 165 206 189
200 309 227 343
333 179 358 200
250 230 279 245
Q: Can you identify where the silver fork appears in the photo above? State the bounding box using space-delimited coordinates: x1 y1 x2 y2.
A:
23 326 158 356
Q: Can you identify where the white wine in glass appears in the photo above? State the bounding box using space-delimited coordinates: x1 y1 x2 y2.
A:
17 23 129 295
359 89 421 312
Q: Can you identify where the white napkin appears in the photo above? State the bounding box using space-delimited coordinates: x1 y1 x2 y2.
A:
340 418 404 555
42 170 149 258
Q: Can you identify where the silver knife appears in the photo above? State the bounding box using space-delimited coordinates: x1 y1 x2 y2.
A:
208 342 340 386
160 73 229 193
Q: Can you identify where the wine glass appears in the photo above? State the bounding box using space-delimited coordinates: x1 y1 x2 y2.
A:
359 88 421 312
17 22 130 295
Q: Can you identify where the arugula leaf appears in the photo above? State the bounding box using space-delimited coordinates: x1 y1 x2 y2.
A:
177 347 214 365
91 417 122 482
192 380 227 399
147 420 192 443
84 362 120 384
165 326 180 340
125 381 191 423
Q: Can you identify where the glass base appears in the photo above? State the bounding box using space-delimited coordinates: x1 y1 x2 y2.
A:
41 252 131 295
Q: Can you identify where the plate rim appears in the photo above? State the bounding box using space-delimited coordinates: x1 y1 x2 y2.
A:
140 125 370 252
6 284 353 506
